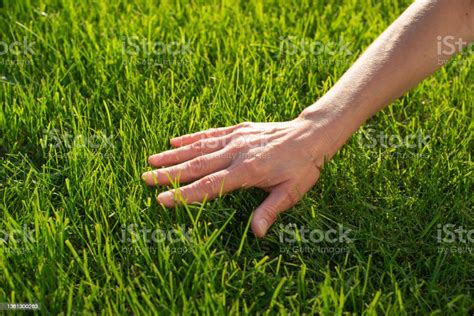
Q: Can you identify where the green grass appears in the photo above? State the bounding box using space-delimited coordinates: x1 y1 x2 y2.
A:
1 0 473 314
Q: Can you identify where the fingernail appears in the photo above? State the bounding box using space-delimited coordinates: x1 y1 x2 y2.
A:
257 218 268 236
157 191 173 203
170 138 182 147
141 172 148 181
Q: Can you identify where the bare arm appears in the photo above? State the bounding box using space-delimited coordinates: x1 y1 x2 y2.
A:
143 0 474 237
300 0 474 155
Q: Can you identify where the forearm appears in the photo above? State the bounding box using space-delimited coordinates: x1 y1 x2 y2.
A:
300 0 474 155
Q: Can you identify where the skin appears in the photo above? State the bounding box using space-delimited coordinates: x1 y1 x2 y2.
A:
143 0 474 238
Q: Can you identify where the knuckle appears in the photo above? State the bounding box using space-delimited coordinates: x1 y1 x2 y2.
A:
269 127 279 134
229 138 246 151
285 189 300 205
163 167 176 180
203 137 222 150
207 128 218 135
189 156 206 173
247 136 266 148
237 122 251 129
197 174 222 194
191 140 202 149
230 130 245 140
191 140 206 153
241 158 261 175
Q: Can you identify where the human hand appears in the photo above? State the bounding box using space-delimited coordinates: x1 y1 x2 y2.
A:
142 114 340 237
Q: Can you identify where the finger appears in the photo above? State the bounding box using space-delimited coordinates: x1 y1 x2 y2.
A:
170 125 239 148
143 149 232 186
251 183 300 238
148 138 225 167
156 166 250 207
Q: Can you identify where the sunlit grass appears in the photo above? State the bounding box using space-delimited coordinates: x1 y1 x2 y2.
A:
0 0 472 314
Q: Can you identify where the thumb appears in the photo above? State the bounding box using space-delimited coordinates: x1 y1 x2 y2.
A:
251 183 298 238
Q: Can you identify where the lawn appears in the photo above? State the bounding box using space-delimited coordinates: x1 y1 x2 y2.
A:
0 0 473 314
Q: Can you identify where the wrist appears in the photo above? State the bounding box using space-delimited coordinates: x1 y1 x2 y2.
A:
297 98 363 160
